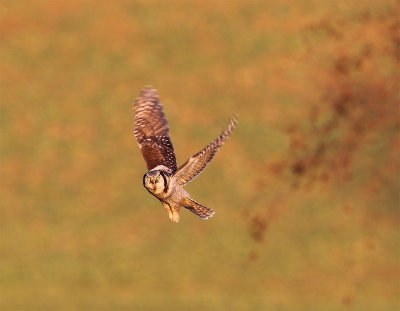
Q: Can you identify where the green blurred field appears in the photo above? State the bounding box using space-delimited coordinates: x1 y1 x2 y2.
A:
1 1 399 310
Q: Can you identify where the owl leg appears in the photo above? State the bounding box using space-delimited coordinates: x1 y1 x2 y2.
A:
162 202 180 223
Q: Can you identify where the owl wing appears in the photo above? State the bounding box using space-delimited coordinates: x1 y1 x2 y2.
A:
172 116 237 186
134 86 177 173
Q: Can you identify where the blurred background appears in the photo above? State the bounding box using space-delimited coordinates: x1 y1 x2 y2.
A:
1 0 399 310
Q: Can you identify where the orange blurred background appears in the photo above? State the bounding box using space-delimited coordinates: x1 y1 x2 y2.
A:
1 1 399 310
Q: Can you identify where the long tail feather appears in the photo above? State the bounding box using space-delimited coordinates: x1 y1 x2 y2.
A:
184 198 215 220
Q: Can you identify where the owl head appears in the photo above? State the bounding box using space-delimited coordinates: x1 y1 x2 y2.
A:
143 170 167 195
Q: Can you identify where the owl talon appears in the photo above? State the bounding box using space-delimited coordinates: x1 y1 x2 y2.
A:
169 212 180 223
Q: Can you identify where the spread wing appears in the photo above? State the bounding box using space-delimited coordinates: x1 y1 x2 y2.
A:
134 86 177 173
172 116 237 186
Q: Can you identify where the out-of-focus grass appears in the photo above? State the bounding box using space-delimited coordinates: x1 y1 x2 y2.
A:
1 1 399 310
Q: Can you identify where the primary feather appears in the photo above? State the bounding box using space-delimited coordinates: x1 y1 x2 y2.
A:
134 86 177 173
172 116 238 186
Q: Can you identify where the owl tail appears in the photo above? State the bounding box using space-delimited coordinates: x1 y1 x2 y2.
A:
184 198 215 220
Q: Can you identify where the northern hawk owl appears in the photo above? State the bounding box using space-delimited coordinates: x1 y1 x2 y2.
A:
133 86 237 223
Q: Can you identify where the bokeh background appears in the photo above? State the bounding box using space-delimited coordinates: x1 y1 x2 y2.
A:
1 0 399 310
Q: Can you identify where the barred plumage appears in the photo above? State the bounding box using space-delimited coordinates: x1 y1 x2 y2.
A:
133 86 237 223
172 117 238 186
184 198 215 219
134 87 177 173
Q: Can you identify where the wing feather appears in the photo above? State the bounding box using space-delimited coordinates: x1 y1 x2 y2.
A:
172 116 237 186
134 86 177 172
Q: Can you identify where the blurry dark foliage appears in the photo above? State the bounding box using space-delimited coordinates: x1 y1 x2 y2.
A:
248 10 400 246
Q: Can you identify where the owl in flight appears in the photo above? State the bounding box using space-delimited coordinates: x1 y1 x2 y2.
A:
133 86 237 223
